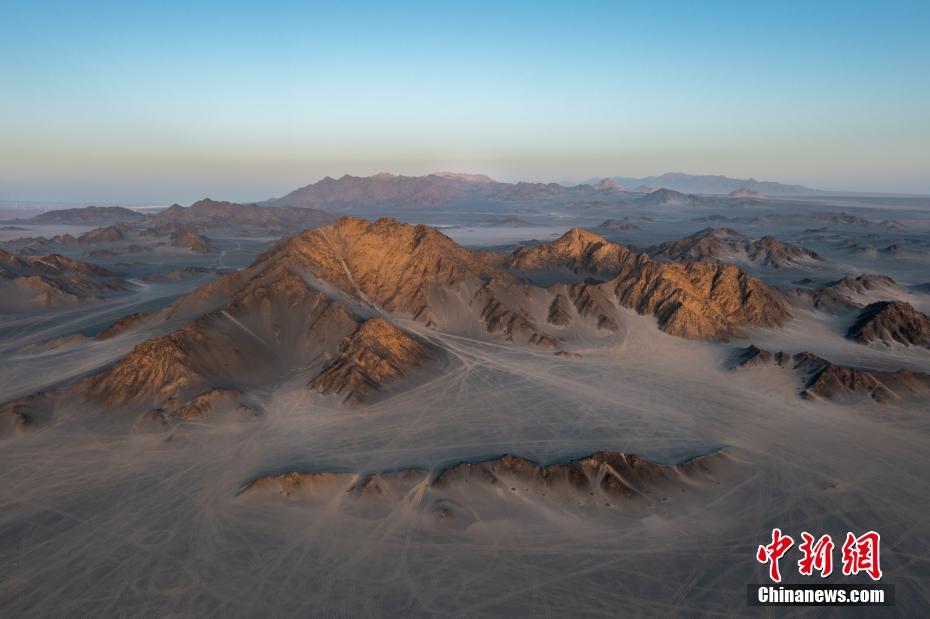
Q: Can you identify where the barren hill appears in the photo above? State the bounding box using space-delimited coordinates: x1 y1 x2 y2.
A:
734 345 930 403
650 228 822 268
507 228 789 339
0 248 124 310
846 301 930 348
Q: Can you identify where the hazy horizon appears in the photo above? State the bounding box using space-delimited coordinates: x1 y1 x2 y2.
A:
3 1 929 202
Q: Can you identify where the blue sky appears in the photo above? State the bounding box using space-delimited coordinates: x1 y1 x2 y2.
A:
2 0 929 203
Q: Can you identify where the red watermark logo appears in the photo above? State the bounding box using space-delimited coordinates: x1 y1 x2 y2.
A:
756 529 881 582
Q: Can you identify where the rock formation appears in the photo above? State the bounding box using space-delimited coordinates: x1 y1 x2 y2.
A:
170 228 214 253
734 345 930 403
0 248 124 309
649 228 822 268
805 274 901 311
237 449 728 505
846 301 930 348
78 224 129 244
432 450 722 499
311 318 432 404
508 228 789 340
547 293 573 326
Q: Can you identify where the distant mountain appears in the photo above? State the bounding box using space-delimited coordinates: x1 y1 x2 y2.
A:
635 188 704 207
149 198 332 228
0 248 125 310
594 173 820 196
266 171 825 210
728 188 762 198
266 173 599 210
25 205 145 225
649 227 823 269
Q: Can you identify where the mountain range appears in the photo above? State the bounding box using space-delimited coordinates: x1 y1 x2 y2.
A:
265 171 818 209
1 216 789 433
590 172 820 196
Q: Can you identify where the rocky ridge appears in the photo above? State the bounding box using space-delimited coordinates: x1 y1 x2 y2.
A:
507 228 789 340
846 301 930 348
649 228 822 268
734 345 930 403
237 449 728 507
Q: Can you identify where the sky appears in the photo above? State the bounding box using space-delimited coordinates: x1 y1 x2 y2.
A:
2 0 929 204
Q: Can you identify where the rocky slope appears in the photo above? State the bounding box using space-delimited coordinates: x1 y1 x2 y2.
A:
846 301 930 348
286 216 505 315
311 318 432 405
734 345 930 403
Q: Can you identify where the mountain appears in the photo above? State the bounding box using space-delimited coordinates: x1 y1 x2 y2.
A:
846 301 930 348
801 274 902 311
24 205 145 225
1 217 792 433
505 228 789 340
77 224 129 244
70 221 218 255
261 171 822 211
0 248 124 310
635 188 704 207
169 228 214 253
266 173 601 210
593 178 623 191
734 345 930 403
149 198 332 228
728 188 763 198
269 173 480 209
649 228 823 268
599 173 819 196
596 218 640 231
63 263 437 417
